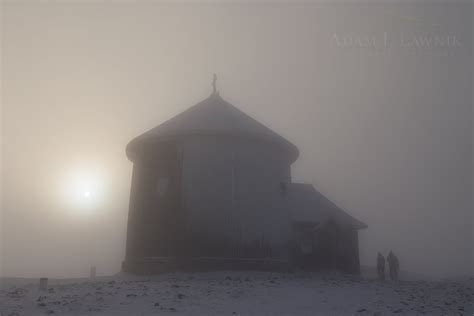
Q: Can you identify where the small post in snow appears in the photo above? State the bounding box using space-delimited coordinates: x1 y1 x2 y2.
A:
39 278 48 291
90 266 96 279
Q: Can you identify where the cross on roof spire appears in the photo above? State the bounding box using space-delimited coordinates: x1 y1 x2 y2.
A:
212 73 217 94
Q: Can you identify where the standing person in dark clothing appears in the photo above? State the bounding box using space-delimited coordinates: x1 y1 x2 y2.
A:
387 251 399 281
393 253 400 280
377 252 385 280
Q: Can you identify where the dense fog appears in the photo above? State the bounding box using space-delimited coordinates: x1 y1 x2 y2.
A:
0 0 472 279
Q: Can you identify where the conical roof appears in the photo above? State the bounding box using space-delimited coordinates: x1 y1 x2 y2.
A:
127 93 299 161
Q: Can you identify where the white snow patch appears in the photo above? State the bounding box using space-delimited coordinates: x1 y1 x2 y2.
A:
0 271 472 315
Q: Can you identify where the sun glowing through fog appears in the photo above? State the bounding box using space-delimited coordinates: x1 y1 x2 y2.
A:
59 165 106 214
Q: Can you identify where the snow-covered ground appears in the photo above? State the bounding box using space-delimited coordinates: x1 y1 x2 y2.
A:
1 271 472 315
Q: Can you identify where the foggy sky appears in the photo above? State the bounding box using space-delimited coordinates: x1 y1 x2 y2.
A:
1 0 472 279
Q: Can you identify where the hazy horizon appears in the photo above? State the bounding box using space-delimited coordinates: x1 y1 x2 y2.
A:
1 0 472 279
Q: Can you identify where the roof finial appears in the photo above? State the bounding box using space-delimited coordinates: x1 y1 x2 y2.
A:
212 73 217 95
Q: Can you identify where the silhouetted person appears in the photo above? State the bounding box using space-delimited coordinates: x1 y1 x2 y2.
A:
393 253 400 280
377 252 385 280
387 251 399 281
